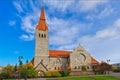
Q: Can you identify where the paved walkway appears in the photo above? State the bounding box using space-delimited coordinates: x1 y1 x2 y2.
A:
27 78 46 80
109 71 120 78
109 72 120 78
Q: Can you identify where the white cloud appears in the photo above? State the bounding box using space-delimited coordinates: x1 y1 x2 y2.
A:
47 17 91 49
13 0 40 41
78 18 120 63
43 0 108 14
12 0 120 63
86 5 114 21
95 19 120 39
21 15 36 34
98 6 114 18
13 1 23 13
20 34 34 41
78 0 108 12
9 20 16 26
13 0 109 42
114 19 120 27
43 0 74 12
95 28 116 39
80 18 120 43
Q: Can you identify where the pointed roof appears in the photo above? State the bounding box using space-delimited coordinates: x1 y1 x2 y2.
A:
91 57 99 65
36 6 48 30
40 6 45 20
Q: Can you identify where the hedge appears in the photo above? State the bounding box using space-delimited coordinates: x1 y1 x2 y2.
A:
45 71 61 77
60 70 70 77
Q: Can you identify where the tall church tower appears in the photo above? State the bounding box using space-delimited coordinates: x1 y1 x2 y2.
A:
34 6 49 71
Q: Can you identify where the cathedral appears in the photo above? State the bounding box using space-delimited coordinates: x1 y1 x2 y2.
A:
30 6 99 75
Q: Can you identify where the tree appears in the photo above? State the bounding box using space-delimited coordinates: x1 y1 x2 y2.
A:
14 64 18 72
92 61 111 74
19 64 37 78
92 64 100 75
111 65 118 71
2 64 14 74
99 61 111 74
1 64 14 79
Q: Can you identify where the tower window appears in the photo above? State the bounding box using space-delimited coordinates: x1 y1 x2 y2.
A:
44 34 46 38
87 66 89 69
41 34 43 38
39 33 40 37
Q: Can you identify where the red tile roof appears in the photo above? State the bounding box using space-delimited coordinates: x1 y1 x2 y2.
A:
49 50 71 58
30 50 99 65
29 58 34 66
36 6 48 30
91 57 99 65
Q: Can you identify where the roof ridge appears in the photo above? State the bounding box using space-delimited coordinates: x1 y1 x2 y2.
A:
49 49 72 52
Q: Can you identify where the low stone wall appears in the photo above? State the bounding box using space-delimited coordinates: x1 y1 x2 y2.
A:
70 71 94 76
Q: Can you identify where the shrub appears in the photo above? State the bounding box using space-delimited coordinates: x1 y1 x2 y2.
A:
52 72 61 77
20 68 37 78
19 65 37 78
0 73 10 79
111 65 118 71
45 71 61 77
60 70 70 77
20 69 27 78
27 69 37 78
113 68 120 72
45 72 52 77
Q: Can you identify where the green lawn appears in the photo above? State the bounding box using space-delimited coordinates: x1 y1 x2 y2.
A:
47 75 120 80
93 76 120 80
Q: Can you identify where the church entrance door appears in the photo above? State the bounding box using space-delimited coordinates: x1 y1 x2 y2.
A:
38 70 45 76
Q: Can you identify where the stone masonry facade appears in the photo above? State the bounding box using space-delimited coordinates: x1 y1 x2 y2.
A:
32 6 99 75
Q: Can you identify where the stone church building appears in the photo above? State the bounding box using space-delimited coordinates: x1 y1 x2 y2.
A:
30 6 99 75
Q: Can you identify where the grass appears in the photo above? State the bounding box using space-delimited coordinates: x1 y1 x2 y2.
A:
93 76 120 80
47 75 120 80
2 75 120 80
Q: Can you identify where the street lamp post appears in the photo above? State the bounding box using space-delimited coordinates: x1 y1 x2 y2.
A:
107 59 110 63
107 59 111 75
18 56 23 65
18 56 24 80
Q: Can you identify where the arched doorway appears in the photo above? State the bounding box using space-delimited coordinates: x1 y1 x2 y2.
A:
38 70 45 76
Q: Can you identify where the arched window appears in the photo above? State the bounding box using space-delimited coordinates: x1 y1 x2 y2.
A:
54 67 56 70
39 33 40 37
74 66 77 69
44 34 46 38
41 34 43 38
87 66 89 69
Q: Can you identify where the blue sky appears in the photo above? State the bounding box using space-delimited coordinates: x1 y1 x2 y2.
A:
0 0 120 66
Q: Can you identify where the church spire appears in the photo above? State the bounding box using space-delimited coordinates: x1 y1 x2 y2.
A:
36 6 48 30
40 6 45 20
